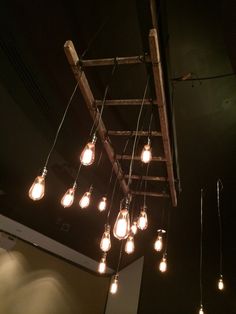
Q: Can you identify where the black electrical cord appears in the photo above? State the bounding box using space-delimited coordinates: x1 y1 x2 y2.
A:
217 179 224 277
171 72 235 82
200 189 204 308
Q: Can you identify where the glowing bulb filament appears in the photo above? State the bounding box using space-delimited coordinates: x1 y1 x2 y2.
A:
159 257 167 272
100 225 111 252
79 189 92 208
80 135 96 166
98 197 107 212
137 207 148 230
110 275 119 294
98 254 107 274
141 141 152 164
125 236 135 254
61 186 76 208
154 236 163 252
199 306 204 314
29 168 47 201
113 208 130 240
218 277 224 290
131 221 138 235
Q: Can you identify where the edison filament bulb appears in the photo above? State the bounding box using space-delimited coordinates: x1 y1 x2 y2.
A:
98 197 107 212
131 221 138 235
29 167 47 201
113 199 130 240
125 235 135 254
218 277 224 290
199 305 204 314
141 138 152 163
79 186 92 208
137 206 148 230
100 225 111 252
98 253 107 274
61 184 76 208
154 230 166 252
110 274 119 294
80 134 97 166
159 256 167 273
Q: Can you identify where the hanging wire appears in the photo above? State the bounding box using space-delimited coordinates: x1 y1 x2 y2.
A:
171 72 235 82
127 76 150 187
90 62 117 136
200 188 204 308
217 179 224 276
143 163 150 206
164 203 171 256
43 81 79 169
116 240 124 274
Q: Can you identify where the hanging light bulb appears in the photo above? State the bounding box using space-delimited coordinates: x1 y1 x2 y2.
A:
131 221 138 235
29 167 47 201
80 134 97 166
110 274 119 294
79 186 92 208
141 138 152 163
125 235 135 254
61 183 76 208
100 225 111 252
113 198 130 240
218 276 224 290
98 253 107 274
98 197 107 212
199 305 204 314
137 206 148 230
159 255 167 273
154 229 166 252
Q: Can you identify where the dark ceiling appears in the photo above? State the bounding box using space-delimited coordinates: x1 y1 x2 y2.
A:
1 0 236 313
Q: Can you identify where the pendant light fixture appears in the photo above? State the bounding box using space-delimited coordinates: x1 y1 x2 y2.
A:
216 179 224 291
79 185 93 208
98 253 107 274
113 198 130 240
98 196 107 212
125 235 135 254
141 138 152 164
29 82 79 201
110 274 119 294
80 134 97 166
154 229 166 252
159 254 167 272
100 224 111 252
137 206 148 230
131 220 138 235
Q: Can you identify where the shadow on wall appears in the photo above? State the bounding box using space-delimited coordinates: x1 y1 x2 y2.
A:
0 250 75 314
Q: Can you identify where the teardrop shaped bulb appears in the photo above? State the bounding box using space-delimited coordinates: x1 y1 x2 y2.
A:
131 221 138 235
137 207 148 230
125 236 135 254
98 197 107 212
218 277 224 290
113 209 130 240
141 143 152 163
61 187 76 208
98 254 107 274
110 274 119 294
80 135 96 166
100 225 111 252
29 169 47 201
154 236 163 252
159 256 167 273
79 191 91 208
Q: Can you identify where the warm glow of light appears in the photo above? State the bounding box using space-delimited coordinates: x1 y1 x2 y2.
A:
141 143 152 163
154 236 163 252
29 171 46 201
100 225 111 252
79 191 91 208
61 187 76 208
80 135 96 166
199 306 204 314
98 255 106 274
125 236 134 254
218 278 224 290
159 257 167 272
131 221 138 235
110 275 118 294
113 209 130 240
98 197 107 212
137 207 148 230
